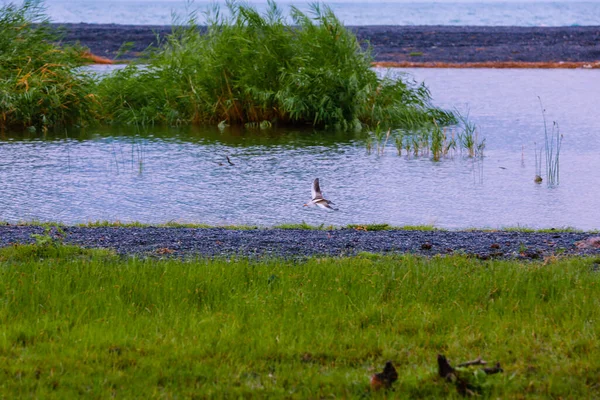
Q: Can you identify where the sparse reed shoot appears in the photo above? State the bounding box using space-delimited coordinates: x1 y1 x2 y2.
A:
366 114 484 161
370 124 392 155
457 114 485 158
394 130 404 155
539 98 563 186
534 142 543 183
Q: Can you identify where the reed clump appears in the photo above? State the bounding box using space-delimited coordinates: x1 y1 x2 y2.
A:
0 0 99 132
373 116 483 161
97 1 455 129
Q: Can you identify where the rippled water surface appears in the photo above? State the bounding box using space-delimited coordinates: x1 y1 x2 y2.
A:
1 69 599 229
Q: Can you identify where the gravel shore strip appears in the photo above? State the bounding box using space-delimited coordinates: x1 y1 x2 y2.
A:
2 225 599 260
56 23 600 64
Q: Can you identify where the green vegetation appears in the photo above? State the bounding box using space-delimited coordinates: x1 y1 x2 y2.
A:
96 1 455 130
4 221 444 231
9 220 597 233
0 0 457 133
0 244 599 397
538 97 563 187
0 0 99 132
372 115 484 160
274 222 332 230
78 220 262 230
78 220 213 228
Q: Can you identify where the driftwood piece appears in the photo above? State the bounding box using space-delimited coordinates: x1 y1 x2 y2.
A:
457 357 487 367
437 354 503 397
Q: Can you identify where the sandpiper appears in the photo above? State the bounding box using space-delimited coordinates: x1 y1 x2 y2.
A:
304 178 337 210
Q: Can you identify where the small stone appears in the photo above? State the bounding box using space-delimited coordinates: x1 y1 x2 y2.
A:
575 237 600 249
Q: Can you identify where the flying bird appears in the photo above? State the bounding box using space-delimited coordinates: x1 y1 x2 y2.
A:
304 178 337 210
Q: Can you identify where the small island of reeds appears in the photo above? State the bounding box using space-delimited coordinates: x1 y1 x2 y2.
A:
1 0 455 132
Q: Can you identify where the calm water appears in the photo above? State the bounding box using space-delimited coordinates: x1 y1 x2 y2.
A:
1 69 599 229
34 0 600 26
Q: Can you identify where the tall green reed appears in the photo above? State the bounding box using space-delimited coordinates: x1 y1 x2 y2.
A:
0 0 99 131
97 1 455 130
430 122 444 161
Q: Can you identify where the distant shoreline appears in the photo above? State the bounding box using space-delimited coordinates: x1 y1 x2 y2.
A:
55 23 600 67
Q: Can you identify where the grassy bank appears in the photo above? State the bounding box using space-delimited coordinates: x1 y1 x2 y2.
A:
0 244 598 397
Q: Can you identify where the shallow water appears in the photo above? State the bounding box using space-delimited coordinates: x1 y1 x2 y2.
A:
41 0 600 26
1 68 599 229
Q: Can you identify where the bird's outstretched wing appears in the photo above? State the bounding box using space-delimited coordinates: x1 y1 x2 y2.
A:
311 178 324 200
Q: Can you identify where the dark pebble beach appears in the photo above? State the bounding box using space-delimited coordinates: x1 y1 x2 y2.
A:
55 23 600 63
1 225 599 260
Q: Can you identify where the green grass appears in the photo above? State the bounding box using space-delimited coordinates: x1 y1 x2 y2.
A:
12 221 596 233
6 221 599 235
1 244 599 397
77 220 213 229
273 222 332 230
4 221 443 231
78 221 259 230
2 220 259 230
